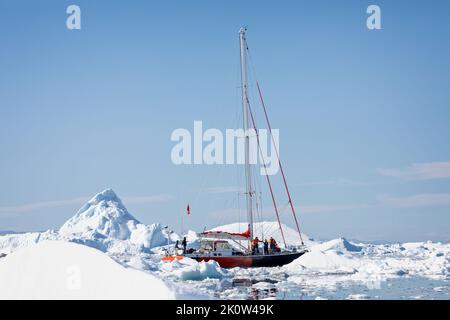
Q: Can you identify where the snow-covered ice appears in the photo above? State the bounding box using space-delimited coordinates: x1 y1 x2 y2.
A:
0 241 175 299
0 188 449 300
159 258 227 281
59 189 175 253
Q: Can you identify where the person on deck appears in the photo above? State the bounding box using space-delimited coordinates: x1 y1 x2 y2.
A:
181 237 187 254
272 238 280 253
251 237 260 255
263 239 269 255
269 237 276 254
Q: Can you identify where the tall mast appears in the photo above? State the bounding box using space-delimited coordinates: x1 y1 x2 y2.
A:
239 27 253 239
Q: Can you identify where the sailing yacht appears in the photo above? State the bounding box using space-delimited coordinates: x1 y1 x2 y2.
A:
164 27 308 268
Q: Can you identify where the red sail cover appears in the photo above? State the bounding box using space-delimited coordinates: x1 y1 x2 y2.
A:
200 226 251 240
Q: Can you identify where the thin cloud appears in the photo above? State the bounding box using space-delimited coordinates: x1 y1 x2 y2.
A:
0 194 174 217
0 197 88 217
209 192 450 220
377 193 450 208
208 203 370 219
123 194 175 204
206 186 243 194
297 204 371 214
208 207 242 220
296 178 367 187
378 161 450 180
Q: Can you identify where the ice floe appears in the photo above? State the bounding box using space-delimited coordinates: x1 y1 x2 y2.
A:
0 188 448 299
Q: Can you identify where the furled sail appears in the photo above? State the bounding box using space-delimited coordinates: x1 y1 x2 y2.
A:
200 225 251 240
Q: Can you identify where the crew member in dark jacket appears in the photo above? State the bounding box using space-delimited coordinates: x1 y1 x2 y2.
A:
181 237 187 254
251 237 260 254
263 239 269 255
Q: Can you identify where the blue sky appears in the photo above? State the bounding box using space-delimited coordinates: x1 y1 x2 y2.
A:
1 0 449 242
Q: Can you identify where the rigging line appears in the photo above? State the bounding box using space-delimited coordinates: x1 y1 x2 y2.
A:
192 172 208 218
258 192 264 240
247 100 287 248
234 72 245 231
215 81 242 200
245 42 301 246
199 69 242 231
256 80 304 245
263 211 290 241
237 191 241 230
245 39 304 245
235 143 245 225
251 142 285 245
251 155 263 226
256 192 263 228
248 63 269 233
264 202 290 239
246 59 268 236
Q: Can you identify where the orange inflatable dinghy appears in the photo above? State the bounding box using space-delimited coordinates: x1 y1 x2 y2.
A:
162 255 184 262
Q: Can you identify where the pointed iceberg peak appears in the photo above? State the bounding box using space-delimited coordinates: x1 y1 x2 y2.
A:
59 188 140 241
86 188 122 206
313 237 362 253
78 188 126 213
58 189 175 252
72 188 130 219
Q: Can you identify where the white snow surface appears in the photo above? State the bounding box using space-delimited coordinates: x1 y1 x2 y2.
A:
284 238 450 283
0 241 175 299
0 188 449 299
0 230 57 254
159 258 227 281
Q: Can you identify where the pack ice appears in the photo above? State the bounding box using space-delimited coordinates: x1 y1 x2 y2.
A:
0 188 449 299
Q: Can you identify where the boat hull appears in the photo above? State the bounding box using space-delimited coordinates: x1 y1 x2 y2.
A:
187 251 306 268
